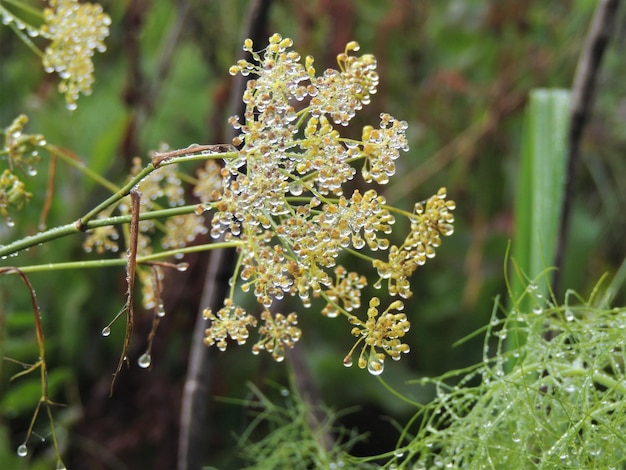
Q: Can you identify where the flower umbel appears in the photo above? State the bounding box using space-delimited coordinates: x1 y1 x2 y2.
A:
344 298 410 375
203 299 257 351
41 0 111 109
197 35 456 372
252 311 302 362
373 187 455 298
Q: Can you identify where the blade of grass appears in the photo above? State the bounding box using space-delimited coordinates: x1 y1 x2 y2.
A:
509 89 570 347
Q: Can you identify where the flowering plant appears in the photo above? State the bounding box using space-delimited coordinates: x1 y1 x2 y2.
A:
0 27 455 465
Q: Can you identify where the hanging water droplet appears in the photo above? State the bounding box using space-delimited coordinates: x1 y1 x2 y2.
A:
176 262 189 272
343 355 353 367
6 217 15 227
532 305 543 314
101 326 111 337
17 443 27 457
565 310 574 322
289 181 303 196
157 305 166 318
367 355 384 375
26 165 38 176
56 461 67 470
137 352 151 368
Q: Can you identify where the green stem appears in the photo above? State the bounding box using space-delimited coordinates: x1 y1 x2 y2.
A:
9 241 241 273
76 164 156 228
0 204 215 258
48 144 120 193
1 0 44 19
6 19 43 58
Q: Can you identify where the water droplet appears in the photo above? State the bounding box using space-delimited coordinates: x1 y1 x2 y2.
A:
17 444 27 457
532 305 543 314
280 388 289 397
157 305 166 318
6 217 15 227
56 461 67 470
101 326 111 336
26 166 38 176
565 310 574 322
289 182 303 196
66 102 77 111
343 355 353 367
176 263 189 272
367 355 384 375
137 352 151 368
393 449 405 458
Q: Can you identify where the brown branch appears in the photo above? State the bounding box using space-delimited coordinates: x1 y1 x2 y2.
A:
110 189 141 395
552 0 621 292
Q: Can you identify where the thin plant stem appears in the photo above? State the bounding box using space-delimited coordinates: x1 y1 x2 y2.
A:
0 204 216 259
11 241 242 273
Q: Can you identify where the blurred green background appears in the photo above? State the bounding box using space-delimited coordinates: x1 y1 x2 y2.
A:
1 0 625 468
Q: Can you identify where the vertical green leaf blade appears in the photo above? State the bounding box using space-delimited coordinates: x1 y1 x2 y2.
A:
511 89 570 310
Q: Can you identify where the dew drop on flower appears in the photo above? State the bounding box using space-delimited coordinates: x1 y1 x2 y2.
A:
343 355 353 367
367 355 384 375
101 326 111 336
289 182 303 196
17 444 27 457
138 352 151 368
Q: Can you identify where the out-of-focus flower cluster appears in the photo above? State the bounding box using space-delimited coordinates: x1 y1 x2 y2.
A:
0 115 47 221
201 34 456 371
40 0 111 109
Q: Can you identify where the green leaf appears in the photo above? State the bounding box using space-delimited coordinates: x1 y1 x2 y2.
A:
512 89 570 300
